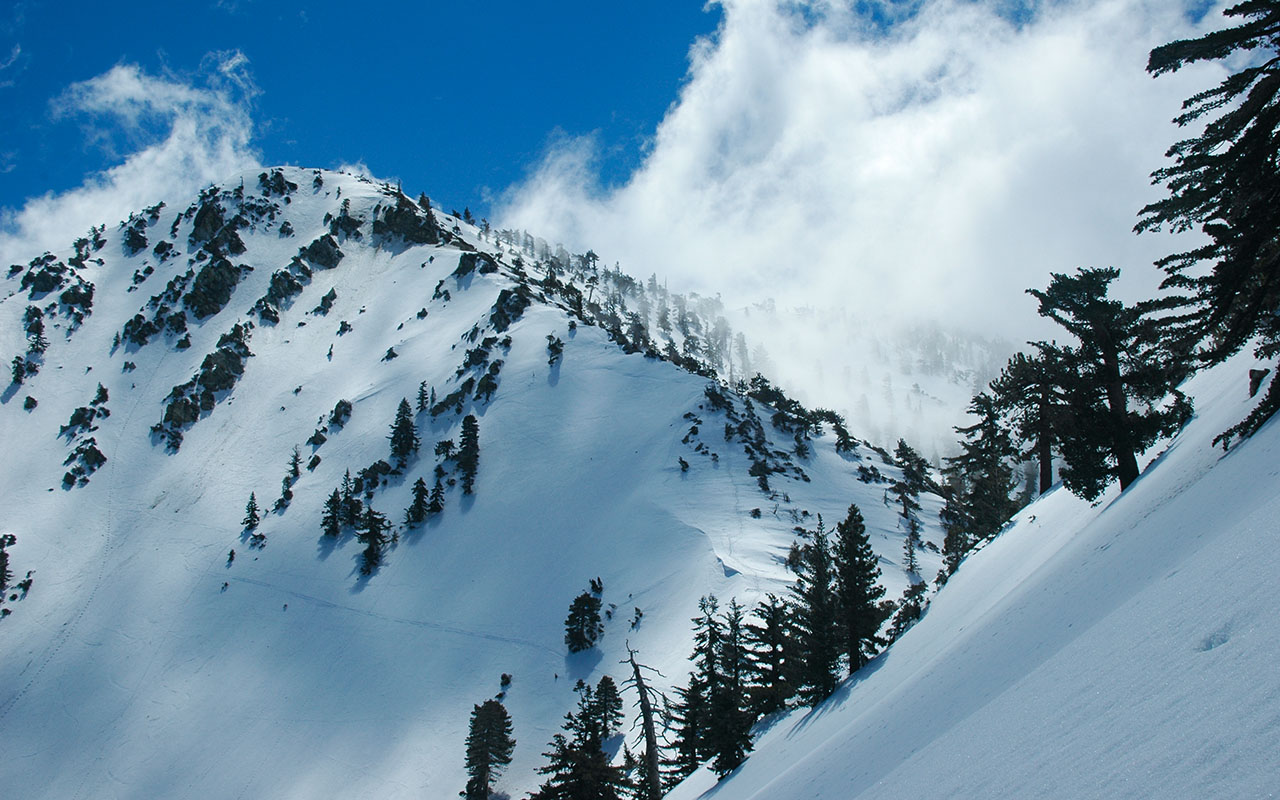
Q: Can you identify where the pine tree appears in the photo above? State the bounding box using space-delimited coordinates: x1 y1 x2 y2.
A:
417 380 430 413
832 504 887 674
463 698 515 800
667 595 723 782
358 505 389 575
457 414 480 494
789 518 840 705
744 594 794 717
531 680 631 800
1138 3 1280 438
428 476 446 514
321 489 342 537
564 591 604 652
1028 268 1192 500
591 675 624 740
288 446 302 482
242 493 260 530
991 349 1065 495
889 440 927 542
340 469 361 527
388 398 419 467
940 392 1019 570
405 477 430 526
708 598 753 777
893 438 935 495
939 470 972 578
26 312 48 355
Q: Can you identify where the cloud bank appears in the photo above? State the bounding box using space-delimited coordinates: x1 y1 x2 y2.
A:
0 51 260 267
498 0 1224 342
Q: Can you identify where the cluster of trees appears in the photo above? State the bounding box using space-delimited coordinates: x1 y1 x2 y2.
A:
936 266 1195 574
10 305 47 385
937 4 1279 572
530 676 629 799
664 504 892 785
489 227 760 383
0 532 33 617
310 402 476 575
319 470 391 574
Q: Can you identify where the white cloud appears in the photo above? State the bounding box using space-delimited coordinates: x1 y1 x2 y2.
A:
498 0 1227 343
0 52 260 267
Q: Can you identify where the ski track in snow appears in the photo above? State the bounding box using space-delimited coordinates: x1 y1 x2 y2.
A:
226 574 562 657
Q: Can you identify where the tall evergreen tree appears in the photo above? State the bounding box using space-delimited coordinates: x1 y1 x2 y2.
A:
417 380 430 413
832 504 888 673
991 349 1066 495
463 698 516 800
564 591 604 653
358 505 389 575
790 518 840 705
1028 268 1192 500
744 594 794 717
939 470 972 579
1138 1 1280 446
458 414 480 494
340 469 361 527
405 477 430 526
389 398 420 466
940 392 1019 574
321 489 342 537
667 595 723 783
707 599 753 777
590 675 625 740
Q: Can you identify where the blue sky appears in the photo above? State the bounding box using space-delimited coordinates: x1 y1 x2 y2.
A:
0 0 721 219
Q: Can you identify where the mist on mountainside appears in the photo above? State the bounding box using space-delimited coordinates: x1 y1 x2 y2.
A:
496 0 1220 450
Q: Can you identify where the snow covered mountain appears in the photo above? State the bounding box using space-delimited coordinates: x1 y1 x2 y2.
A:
667 350 1280 799
0 167 942 798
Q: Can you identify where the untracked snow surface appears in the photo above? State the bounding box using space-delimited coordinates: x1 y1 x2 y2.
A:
0 168 940 799
669 355 1280 799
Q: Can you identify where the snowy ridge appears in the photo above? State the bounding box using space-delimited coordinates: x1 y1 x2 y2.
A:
0 167 943 798
668 353 1280 799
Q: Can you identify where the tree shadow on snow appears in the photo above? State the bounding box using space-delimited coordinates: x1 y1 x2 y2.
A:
790 654 891 735
402 512 444 547
563 648 603 683
315 532 344 562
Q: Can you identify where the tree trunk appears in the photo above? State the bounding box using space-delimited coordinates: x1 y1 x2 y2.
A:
629 650 663 800
1099 336 1140 490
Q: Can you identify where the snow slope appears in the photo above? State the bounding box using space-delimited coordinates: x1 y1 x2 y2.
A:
669 353 1280 799
0 168 941 798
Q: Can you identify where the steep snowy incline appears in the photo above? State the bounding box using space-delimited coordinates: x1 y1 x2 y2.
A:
669 354 1280 799
0 167 943 798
